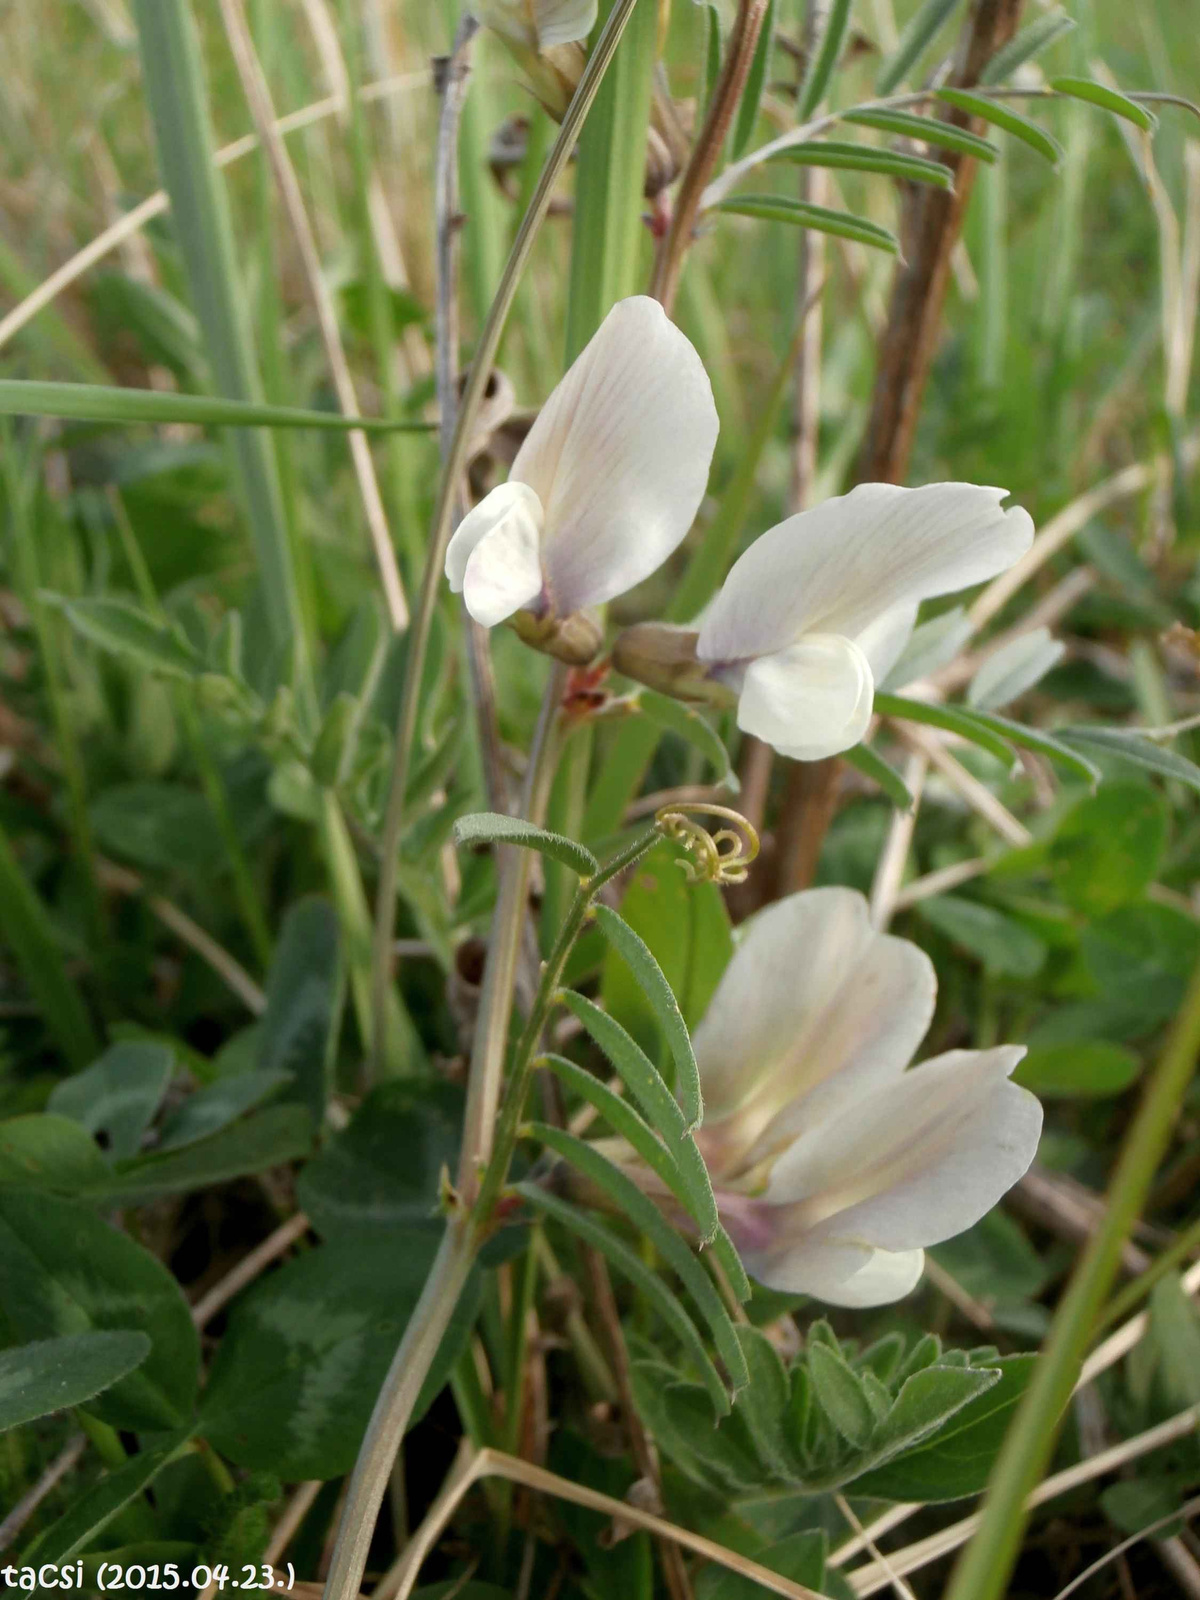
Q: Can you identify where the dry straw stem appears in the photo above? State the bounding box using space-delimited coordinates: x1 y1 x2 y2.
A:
868 749 927 929
0 71 431 356
264 1479 325 1570
896 723 1033 848
0 1433 87 1553
844 1405 1200 1596
375 1444 826 1600
216 0 408 631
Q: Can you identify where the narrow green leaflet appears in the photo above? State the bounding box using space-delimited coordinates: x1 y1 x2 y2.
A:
453 812 600 877
593 903 703 1131
734 1325 798 1476
0 1331 152 1432
636 689 737 788
873 692 1014 765
711 1224 752 1305
936 90 1064 166
876 0 969 94
96 1104 314 1206
807 1340 877 1448
796 0 852 118
0 1190 199 1431
48 1040 174 1162
730 0 776 159
561 991 688 1145
20 1429 194 1563
540 1054 718 1243
44 595 204 679
528 1125 747 1392
0 378 432 433
1057 727 1200 795
844 743 915 810
258 896 342 1127
843 108 999 162
517 1182 730 1417
1050 76 1157 131
957 707 1100 786
717 195 899 254
771 141 955 188
981 10 1076 84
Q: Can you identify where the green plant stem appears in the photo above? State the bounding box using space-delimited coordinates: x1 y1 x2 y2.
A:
366 0 646 1079
944 951 1200 1600
1097 1210 1200 1332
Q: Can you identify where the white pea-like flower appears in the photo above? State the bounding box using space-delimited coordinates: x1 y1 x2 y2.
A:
446 298 719 651
472 0 597 50
600 888 1042 1307
695 483 1035 760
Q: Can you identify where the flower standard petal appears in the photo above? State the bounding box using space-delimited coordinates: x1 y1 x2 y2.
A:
693 888 935 1175
736 633 874 761
447 483 546 627
697 482 1034 667
513 296 719 616
532 0 598 46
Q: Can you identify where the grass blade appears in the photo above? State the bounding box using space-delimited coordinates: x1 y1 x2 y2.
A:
0 380 432 433
516 1181 731 1416
876 0 969 94
528 1124 747 1391
540 1053 719 1241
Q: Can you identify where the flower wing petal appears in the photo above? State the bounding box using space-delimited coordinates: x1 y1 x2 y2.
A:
744 1233 925 1308
766 1046 1041 1252
736 633 873 761
693 888 934 1174
513 297 719 615
451 485 545 627
533 0 597 45
697 482 1033 664
854 599 919 681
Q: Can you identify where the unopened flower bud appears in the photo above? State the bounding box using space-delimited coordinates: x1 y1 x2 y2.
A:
511 605 604 666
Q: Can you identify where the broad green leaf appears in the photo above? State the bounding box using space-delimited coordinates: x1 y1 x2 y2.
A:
1148 1275 1200 1413
0 378 432 432
528 1125 747 1391
97 1104 313 1205
21 1428 193 1563
0 1331 151 1432
550 1429 655 1596
1079 903 1200 1037
200 1232 479 1476
630 1364 746 1490
843 108 999 162
730 0 776 159
981 10 1075 83
157 1069 291 1150
0 1115 111 1194
539 1054 719 1244
0 1190 198 1431
797 0 852 117
844 743 915 810
734 1325 799 1477
297 1080 463 1240
637 689 737 789
1056 726 1200 796
258 897 342 1126
851 1353 1035 1500
1049 784 1166 916
717 195 899 254
807 1341 877 1449
594 903 703 1130
90 782 225 873
518 1183 730 1416
873 692 1014 764
1050 76 1157 132
967 629 1065 711
936 89 1064 166
876 0 968 93
564 991 690 1143
48 1040 174 1161
869 1364 1001 1464
771 140 954 189
453 811 600 876
45 595 203 679
916 895 1047 979
696 1530 826 1600
1013 1042 1141 1098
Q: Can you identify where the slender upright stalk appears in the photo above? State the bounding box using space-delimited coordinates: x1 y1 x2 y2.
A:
944 952 1200 1600
367 0 647 1073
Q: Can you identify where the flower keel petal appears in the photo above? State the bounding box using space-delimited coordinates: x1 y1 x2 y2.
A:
736 633 873 761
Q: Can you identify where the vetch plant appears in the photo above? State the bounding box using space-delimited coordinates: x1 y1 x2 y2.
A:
3 5 1200 1600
